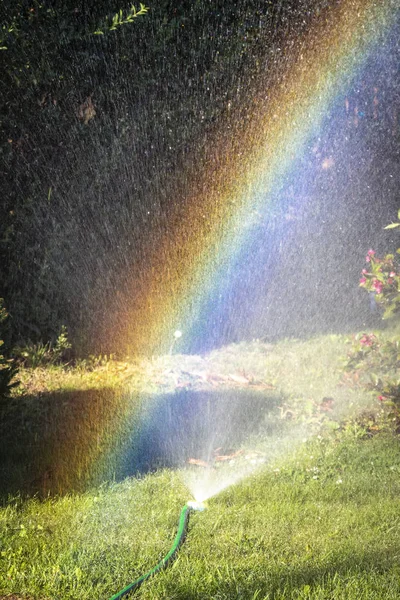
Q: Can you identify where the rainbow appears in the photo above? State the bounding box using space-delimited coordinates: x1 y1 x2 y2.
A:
41 0 398 495
107 0 398 356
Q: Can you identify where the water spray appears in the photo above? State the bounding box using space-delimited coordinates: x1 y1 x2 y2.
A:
108 501 206 600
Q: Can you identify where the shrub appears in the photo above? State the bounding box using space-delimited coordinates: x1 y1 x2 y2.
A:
359 210 400 319
343 333 400 433
0 299 18 399
343 333 399 375
343 332 400 427
15 325 72 368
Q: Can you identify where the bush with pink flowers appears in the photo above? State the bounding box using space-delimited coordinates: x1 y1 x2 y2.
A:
344 212 400 429
359 211 400 319
343 333 400 427
344 333 399 376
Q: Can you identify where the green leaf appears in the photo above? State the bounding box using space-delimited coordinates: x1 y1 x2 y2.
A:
371 262 382 274
369 372 380 386
384 223 400 230
383 305 396 319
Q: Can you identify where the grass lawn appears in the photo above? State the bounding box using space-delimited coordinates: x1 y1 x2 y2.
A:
1 330 400 599
1 433 400 600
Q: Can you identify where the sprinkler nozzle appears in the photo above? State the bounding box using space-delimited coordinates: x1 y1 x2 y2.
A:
187 500 206 511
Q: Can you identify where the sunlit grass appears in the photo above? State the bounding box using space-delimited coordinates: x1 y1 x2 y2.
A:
1 433 399 599
2 329 400 598
14 326 397 401
14 359 147 394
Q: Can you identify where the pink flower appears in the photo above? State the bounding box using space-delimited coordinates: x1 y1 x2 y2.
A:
387 278 394 285
378 395 386 402
372 279 383 294
389 272 396 277
359 277 367 285
361 269 368 274
360 334 376 347
366 249 375 263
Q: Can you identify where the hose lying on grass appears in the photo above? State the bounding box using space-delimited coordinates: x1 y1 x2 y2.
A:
108 501 205 600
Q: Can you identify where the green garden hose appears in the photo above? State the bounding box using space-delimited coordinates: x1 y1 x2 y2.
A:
108 501 205 600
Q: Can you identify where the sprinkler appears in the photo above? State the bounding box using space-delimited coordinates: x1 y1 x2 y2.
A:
187 500 206 511
108 501 206 600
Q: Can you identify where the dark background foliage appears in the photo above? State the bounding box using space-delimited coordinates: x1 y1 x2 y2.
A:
0 0 399 354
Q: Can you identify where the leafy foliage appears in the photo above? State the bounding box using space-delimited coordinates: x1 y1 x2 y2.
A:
94 3 148 34
349 212 400 423
15 325 72 368
343 333 399 374
343 332 400 426
0 299 18 398
1 1 399 354
359 210 400 319
1 0 281 351
377 379 400 426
